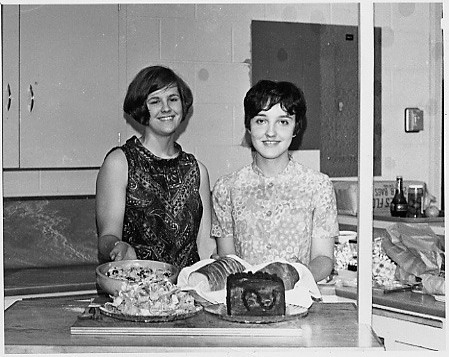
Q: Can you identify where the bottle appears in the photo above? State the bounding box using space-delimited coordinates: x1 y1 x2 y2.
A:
407 184 424 218
390 176 408 217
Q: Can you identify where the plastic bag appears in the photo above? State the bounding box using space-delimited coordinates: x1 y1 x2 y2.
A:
421 274 445 295
382 223 444 284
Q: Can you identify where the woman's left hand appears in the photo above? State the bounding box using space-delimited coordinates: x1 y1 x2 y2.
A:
110 241 137 261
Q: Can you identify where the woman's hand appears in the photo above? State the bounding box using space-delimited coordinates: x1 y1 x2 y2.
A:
110 241 137 261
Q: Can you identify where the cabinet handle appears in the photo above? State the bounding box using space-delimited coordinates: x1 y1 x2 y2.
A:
7 83 11 111
28 84 35 112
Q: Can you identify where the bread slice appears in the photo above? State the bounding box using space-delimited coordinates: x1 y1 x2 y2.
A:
257 262 300 290
187 256 246 291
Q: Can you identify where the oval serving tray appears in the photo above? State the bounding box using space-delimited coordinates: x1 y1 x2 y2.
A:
204 303 308 324
99 303 203 323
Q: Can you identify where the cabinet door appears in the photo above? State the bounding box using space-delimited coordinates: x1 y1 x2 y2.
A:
19 5 121 168
2 5 20 168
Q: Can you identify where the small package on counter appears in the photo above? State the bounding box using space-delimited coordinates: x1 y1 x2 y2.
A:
382 223 445 293
332 181 358 216
421 274 445 296
333 235 398 288
332 180 427 216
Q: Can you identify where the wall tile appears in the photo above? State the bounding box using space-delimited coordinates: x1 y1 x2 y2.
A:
3 170 98 197
125 17 160 81
160 18 197 61
193 144 254 187
232 104 246 147
382 139 430 184
392 3 430 34
374 3 393 27
264 3 331 24
330 3 358 26
158 61 197 94
196 3 266 21
161 18 232 62
178 103 234 148
2 171 41 197
382 32 430 70
39 170 98 196
232 22 252 63
390 68 430 106
126 4 195 19
290 150 321 172
193 63 250 104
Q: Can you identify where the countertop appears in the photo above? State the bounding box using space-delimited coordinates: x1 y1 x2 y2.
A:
335 213 445 322
4 294 383 353
5 264 445 322
338 214 445 236
334 286 445 320
4 264 98 296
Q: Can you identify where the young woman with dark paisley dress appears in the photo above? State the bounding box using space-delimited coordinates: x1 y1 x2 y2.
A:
96 66 216 270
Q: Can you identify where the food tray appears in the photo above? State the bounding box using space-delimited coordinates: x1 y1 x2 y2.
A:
99 303 203 323
204 303 308 324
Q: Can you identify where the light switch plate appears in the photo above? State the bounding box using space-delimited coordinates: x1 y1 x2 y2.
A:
405 108 424 132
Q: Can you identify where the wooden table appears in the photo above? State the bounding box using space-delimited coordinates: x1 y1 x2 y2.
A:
4 294 384 353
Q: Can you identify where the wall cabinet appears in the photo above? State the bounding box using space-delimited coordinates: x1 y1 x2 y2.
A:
2 5 20 168
2 4 122 169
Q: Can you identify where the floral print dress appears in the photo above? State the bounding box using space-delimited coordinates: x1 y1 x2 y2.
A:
211 158 339 266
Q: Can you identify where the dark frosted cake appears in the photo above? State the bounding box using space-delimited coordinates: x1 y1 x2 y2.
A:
226 271 286 316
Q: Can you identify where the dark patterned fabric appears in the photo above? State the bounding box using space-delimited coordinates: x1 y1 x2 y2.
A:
117 136 202 269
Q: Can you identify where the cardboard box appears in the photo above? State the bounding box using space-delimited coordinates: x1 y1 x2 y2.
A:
332 180 426 216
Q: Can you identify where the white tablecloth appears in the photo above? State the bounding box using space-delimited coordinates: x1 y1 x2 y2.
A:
177 255 321 309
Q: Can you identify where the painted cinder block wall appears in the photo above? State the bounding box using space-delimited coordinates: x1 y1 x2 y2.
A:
121 2 443 204
2 3 443 269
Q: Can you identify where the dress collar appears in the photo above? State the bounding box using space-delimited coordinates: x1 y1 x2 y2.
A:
133 136 182 162
251 153 293 178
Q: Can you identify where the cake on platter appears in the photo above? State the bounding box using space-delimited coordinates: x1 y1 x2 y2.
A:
226 271 286 317
177 256 320 312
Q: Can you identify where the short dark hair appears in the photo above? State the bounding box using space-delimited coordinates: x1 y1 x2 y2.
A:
123 66 193 125
244 80 306 136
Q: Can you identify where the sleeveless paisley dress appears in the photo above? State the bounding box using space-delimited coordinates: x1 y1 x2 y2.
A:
117 136 202 269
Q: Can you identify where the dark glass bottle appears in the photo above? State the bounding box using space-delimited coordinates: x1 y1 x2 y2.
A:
390 176 408 217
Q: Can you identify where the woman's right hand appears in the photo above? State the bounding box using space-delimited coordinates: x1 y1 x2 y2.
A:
110 241 137 261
